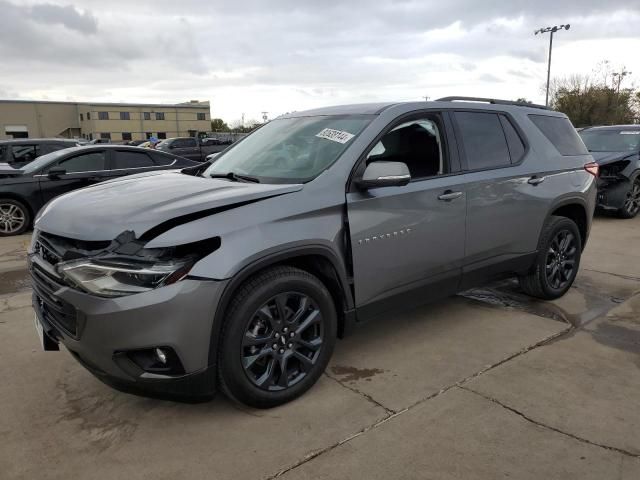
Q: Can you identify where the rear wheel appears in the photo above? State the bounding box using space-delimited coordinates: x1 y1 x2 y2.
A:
0 199 30 236
618 177 640 219
519 216 582 300
218 266 337 408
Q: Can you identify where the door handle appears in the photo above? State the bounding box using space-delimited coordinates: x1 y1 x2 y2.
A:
438 190 463 201
528 175 546 185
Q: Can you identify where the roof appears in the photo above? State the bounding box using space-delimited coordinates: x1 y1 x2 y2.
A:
282 99 564 118
0 99 209 109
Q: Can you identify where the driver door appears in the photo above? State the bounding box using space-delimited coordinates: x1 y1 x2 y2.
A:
37 150 109 205
346 112 467 318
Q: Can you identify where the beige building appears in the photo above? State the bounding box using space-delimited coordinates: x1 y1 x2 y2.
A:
0 99 211 141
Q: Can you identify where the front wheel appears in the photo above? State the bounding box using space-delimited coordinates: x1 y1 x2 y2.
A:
618 177 640 219
519 216 582 300
218 266 337 408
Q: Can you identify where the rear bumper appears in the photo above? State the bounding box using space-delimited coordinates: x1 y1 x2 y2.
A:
31 270 229 399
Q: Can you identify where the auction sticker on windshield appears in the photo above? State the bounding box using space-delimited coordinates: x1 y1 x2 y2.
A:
316 128 355 144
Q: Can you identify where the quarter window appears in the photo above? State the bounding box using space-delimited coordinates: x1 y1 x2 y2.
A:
499 115 525 163
113 151 155 169
57 152 106 173
367 116 446 180
454 112 511 170
98 111 109 120
529 115 588 156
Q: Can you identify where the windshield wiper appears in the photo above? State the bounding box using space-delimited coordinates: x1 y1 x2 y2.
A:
209 172 260 183
181 160 211 177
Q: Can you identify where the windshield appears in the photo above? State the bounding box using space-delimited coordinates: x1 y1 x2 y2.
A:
579 129 640 153
204 115 372 183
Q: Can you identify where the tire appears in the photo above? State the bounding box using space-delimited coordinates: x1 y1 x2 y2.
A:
218 266 337 408
617 176 640 219
519 216 582 300
0 199 31 236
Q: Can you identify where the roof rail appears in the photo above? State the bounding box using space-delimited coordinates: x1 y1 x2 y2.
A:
436 96 551 111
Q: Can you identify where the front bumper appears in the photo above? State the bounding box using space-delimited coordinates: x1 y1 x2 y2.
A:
31 257 228 399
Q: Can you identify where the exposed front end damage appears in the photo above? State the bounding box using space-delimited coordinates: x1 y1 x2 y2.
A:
596 160 632 210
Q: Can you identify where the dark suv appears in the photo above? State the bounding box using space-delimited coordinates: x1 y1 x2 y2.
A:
0 138 80 168
30 97 597 408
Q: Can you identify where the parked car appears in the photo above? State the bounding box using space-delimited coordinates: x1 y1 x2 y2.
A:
0 138 81 168
579 125 640 218
156 136 229 161
30 97 596 407
125 140 146 146
0 145 197 235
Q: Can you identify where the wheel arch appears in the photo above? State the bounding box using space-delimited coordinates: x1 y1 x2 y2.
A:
547 198 589 250
207 245 355 367
0 193 34 222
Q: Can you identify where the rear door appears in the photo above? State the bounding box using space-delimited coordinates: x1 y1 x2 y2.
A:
451 110 548 286
347 112 466 316
37 150 109 204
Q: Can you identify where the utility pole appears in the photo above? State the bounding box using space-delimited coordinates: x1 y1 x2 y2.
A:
261 111 268 123
423 96 430 101
535 24 571 107
612 68 632 123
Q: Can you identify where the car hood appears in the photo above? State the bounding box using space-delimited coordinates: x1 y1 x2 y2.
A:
36 170 303 241
589 151 636 166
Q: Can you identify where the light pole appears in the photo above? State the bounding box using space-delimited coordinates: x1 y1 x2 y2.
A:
534 24 570 107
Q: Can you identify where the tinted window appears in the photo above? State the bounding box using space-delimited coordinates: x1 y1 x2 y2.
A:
153 152 176 166
113 151 155 169
98 111 109 120
58 152 106 173
455 112 511 169
11 144 40 162
499 115 525 163
529 115 588 156
367 117 446 180
579 129 640 152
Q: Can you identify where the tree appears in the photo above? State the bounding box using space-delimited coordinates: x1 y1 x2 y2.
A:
550 63 639 126
210 118 230 132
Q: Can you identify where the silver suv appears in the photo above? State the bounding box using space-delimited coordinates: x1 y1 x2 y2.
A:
29 97 597 407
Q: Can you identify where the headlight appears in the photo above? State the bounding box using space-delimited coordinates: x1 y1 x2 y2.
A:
57 259 192 298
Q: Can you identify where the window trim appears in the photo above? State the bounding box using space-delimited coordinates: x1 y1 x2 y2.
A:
347 109 460 193
450 108 530 173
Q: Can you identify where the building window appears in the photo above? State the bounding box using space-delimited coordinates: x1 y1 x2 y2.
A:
197 112 206 121
122 132 132 141
100 132 111 140
80 113 84 121
120 112 130 120
146 132 153 139
98 111 109 120
143 112 151 120
155 112 165 120
157 132 167 139
87 112 91 120
88 133 93 140
188 130 197 137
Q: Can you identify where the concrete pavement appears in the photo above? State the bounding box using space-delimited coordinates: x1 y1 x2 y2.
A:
1 215 639 479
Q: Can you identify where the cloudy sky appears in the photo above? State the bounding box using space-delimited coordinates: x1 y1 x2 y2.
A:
1 0 639 123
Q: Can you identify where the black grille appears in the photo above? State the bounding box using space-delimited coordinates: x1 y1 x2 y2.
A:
30 261 78 337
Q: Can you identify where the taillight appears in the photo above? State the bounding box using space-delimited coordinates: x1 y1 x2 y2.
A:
584 162 599 177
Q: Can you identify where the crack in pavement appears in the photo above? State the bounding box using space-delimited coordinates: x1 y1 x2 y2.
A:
266 326 574 478
323 372 396 415
583 268 640 282
460 385 640 458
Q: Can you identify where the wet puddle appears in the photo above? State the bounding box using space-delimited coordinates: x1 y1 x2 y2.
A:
0 269 31 296
331 365 385 383
461 278 630 328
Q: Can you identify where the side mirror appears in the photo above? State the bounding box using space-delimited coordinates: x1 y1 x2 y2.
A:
355 161 411 189
47 167 66 179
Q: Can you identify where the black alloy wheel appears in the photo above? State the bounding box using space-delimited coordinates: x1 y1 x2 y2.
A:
544 229 577 291
241 292 324 391
620 178 640 218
